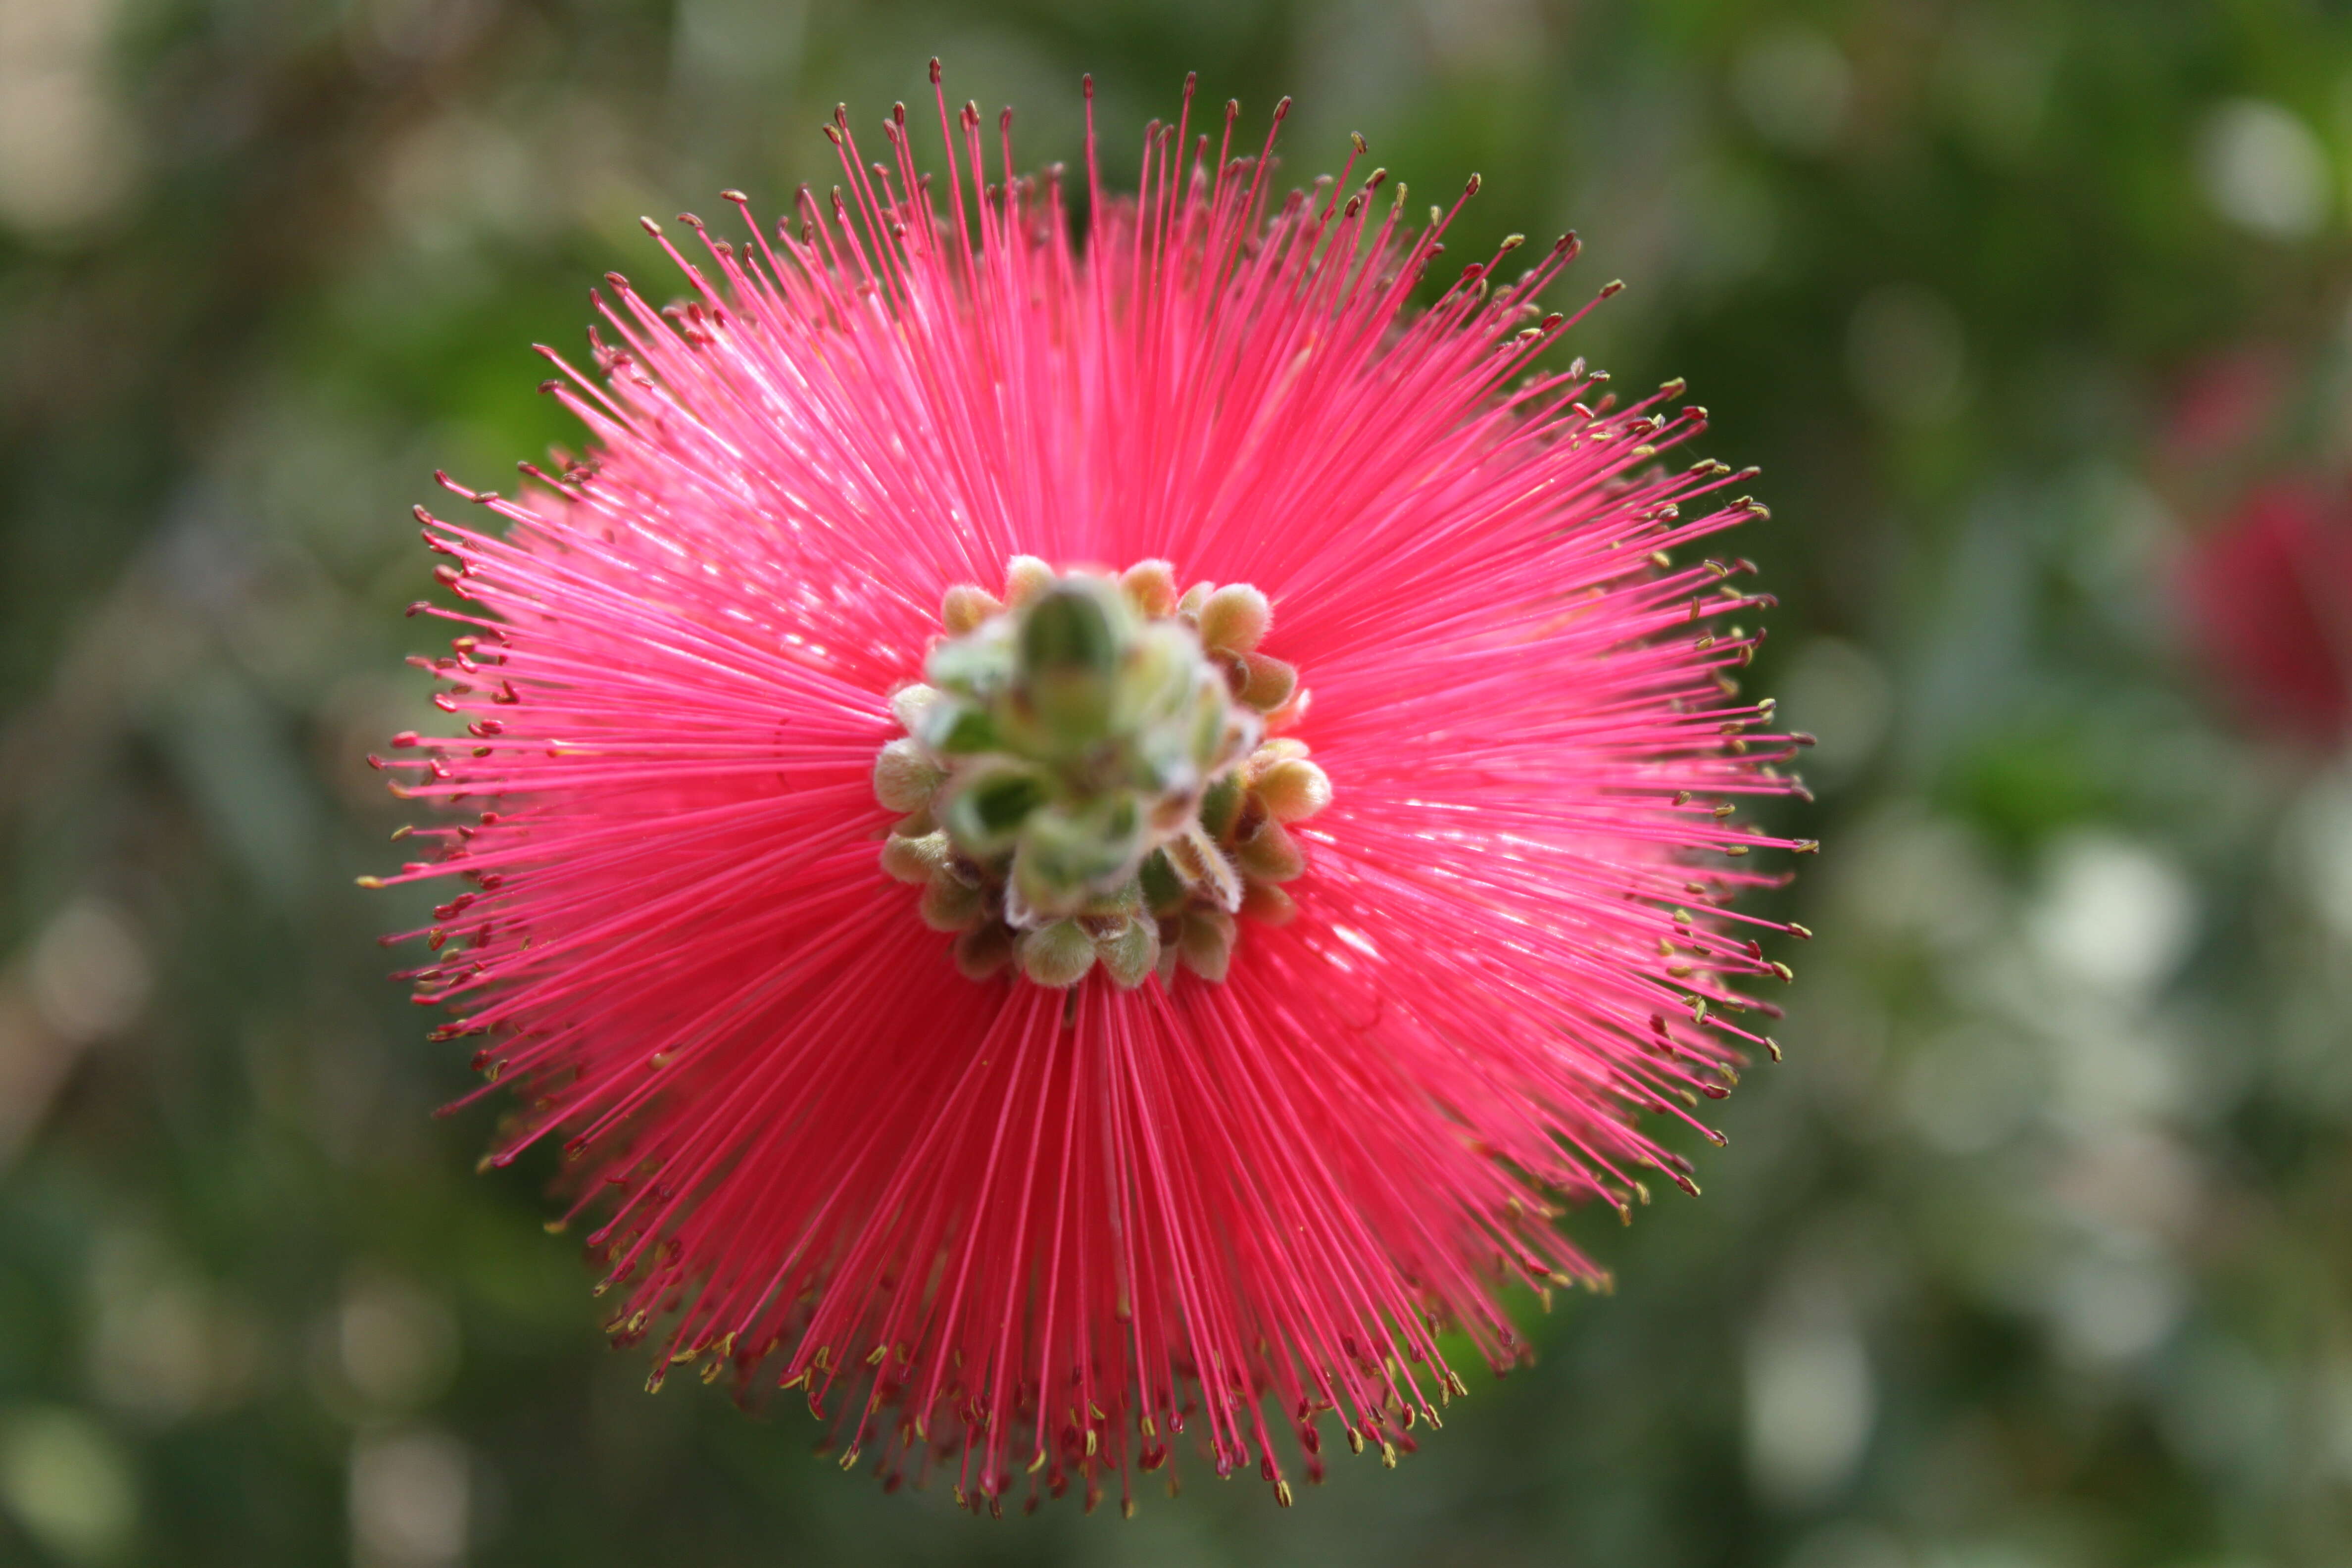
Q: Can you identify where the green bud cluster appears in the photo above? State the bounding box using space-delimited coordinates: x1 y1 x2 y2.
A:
873 557 1329 990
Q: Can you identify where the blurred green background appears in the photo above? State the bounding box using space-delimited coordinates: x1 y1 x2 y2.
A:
6 0 2352 1563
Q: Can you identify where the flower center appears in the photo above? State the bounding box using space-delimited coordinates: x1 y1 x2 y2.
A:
873 557 1330 989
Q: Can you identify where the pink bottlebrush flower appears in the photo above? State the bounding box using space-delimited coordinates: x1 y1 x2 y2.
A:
367 69 1810 1515
2183 476 2352 742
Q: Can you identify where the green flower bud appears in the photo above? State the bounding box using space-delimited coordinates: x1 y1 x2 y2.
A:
1198 772 1244 840
1186 671 1239 770
942 761 1049 856
926 615 1017 704
1255 758 1331 824
919 698 1001 757
1095 917 1159 989
1017 918 1097 987
878 560 1323 989
1138 848 1188 918
1022 579 1123 675
872 737 946 812
1019 579 1127 743
1011 796 1145 917
920 871 985 932
1196 584 1271 654
1177 908 1236 981
1233 816 1306 882
1113 623 1202 735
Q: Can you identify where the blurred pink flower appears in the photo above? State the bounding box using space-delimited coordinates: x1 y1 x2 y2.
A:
2184 478 2352 741
2162 344 2288 465
369 71 1806 1513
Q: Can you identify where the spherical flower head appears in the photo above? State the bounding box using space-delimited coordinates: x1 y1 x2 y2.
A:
367 67 1813 1516
2183 476 2352 743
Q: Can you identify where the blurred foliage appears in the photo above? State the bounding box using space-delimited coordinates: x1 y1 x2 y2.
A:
6 0 2352 1564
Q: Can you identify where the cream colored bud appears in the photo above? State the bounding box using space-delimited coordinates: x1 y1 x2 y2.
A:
873 737 946 812
1095 918 1159 989
1177 908 1236 981
1239 882 1297 926
1176 582 1213 617
953 923 1015 980
1196 584 1271 654
891 683 946 735
1237 652 1297 711
1233 817 1305 882
1003 555 1056 608
1120 559 1180 618
1245 738 1310 781
1082 878 1145 920
919 872 984 932
1017 918 1097 987
880 831 950 884
1263 684 1311 733
1165 823 1243 911
1255 759 1331 823
941 584 1004 635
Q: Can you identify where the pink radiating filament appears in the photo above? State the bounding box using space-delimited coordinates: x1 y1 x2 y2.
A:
370 65 1811 1515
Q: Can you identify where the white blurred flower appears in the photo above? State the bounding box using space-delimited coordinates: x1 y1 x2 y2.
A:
0 0 142 238
351 1428 469 1568
28 898 149 1044
84 1231 263 1426
0 1407 137 1563
338 1272 459 1414
382 111 539 253
1900 1022 2040 1156
2281 767 2352 942
0 898 151 1166
2199 99 2329 239
2026 833 2195 998
1832 805 2002 952
2049 1243 2184 1364
1747 1284 1874 1507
